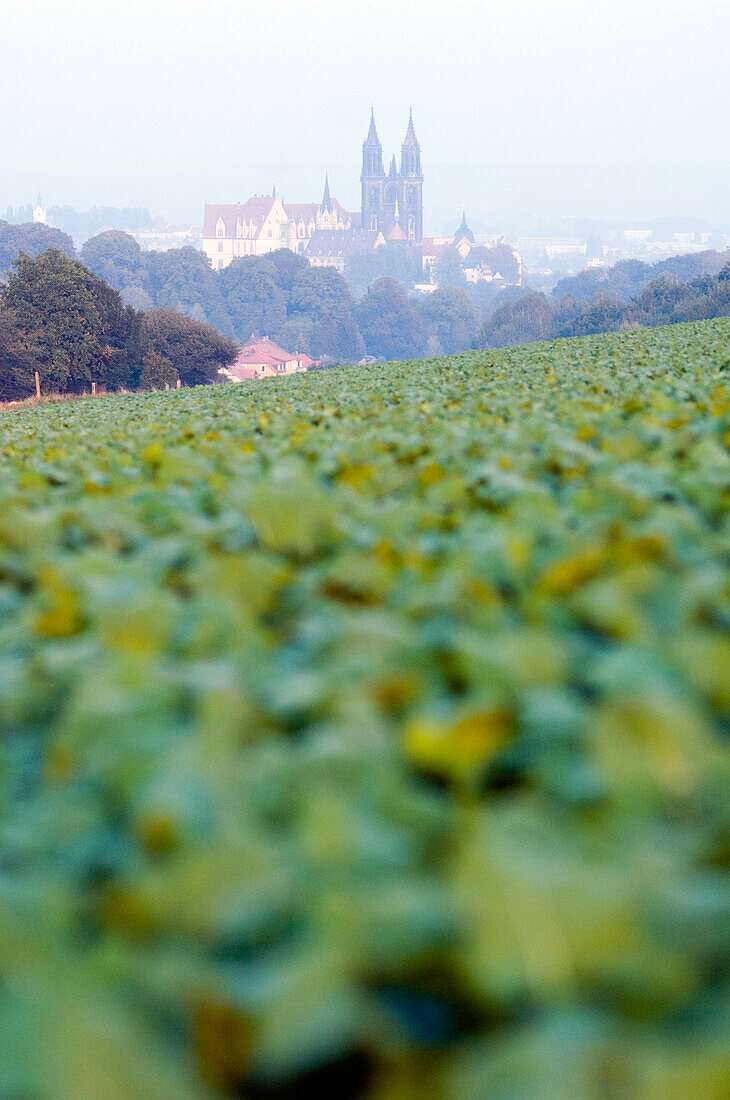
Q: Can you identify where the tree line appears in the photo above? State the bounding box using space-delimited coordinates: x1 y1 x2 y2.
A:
2 220 730 399
481 262 730 349
0 249 237 400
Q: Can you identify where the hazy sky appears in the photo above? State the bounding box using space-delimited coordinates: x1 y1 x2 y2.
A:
1 0 729 226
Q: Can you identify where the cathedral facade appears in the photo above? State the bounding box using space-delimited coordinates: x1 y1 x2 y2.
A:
360 109 424 243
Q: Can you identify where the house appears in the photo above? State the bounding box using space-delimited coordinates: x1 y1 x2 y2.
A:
220 338 314 381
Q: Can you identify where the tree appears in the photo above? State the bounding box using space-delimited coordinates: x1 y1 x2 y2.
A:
139 351 178 391
0 221 76 277
480 292 555 348
80 231 149 298
434 245 466 289
355 277 426 361
314 305 365 362
0 304 39 399
145 247 232 336
218 257 287 342
265 248 310 306
1 249 140 392
344 244 422 296
289 264 354 319
418 287 481 355
140 309 237 387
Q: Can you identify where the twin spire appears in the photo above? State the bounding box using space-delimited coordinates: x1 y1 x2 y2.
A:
362 108 421 181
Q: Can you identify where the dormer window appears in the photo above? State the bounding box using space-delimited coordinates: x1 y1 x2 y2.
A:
216 217 225 238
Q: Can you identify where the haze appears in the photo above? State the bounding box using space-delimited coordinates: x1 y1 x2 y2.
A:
1 0 729 230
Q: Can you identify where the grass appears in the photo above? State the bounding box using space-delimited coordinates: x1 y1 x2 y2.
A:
0 318 729 1099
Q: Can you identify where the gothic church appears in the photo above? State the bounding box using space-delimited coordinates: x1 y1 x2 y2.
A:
361 109 423 242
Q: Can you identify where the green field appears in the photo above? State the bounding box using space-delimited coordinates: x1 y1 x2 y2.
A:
1 318 729 1098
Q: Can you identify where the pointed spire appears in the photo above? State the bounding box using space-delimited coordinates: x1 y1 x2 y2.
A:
365 107 380 146
404 106 418 145
322 172 332 212
272 183 277 198
388 154 398 179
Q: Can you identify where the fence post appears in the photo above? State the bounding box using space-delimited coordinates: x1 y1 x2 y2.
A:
92 382 97 396
35 372 41 399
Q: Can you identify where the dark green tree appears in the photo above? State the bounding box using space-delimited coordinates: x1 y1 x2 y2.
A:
139 350 178 391
140 309 237 387
0 304 40 399
145 247 232 336
355 277 426 361
2 249 140 392
218 257 287 342
289 264 354 319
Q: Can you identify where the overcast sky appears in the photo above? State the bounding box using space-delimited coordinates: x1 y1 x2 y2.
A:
1 0 729 226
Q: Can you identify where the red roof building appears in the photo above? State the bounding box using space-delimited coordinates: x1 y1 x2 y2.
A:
219 338 316 382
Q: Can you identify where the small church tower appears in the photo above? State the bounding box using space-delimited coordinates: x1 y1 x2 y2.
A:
361 109 385 232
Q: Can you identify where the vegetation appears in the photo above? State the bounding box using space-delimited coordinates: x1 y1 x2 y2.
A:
482 260 730 348
0 250 237 398
0 219 76 277
0 318 728 1098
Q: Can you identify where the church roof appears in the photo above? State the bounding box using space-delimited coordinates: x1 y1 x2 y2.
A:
307 228 384 258
454 210 475 244
386 221 408 243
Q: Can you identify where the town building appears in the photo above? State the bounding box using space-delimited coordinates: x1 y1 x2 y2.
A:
203 178 351 271
219 337 315 381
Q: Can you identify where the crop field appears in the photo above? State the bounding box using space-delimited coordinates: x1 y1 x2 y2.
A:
1 318 729 1098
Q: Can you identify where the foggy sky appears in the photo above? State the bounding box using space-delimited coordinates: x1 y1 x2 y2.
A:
1 0 729 228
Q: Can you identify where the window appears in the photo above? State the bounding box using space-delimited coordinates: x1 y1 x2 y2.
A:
218 242 224 252
216 217 225 238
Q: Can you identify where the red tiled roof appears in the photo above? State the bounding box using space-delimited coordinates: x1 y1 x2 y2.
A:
386 222 408 242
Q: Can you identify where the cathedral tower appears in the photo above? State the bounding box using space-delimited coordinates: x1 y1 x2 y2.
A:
400 108 423 242
361 109 385 232
360 109 423 242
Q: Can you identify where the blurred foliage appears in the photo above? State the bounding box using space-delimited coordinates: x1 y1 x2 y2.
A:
0 318 729 1098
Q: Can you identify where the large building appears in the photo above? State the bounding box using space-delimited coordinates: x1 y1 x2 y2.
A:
203 178 351 271
361 109 424 242
202 110 424 269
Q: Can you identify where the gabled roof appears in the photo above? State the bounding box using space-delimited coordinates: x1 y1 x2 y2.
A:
386 221 408 243
203 196 279 239
235 337 298 367
284 203 319 224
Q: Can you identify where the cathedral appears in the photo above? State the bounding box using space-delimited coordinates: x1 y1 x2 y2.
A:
203 109 424 270
360 109 424 242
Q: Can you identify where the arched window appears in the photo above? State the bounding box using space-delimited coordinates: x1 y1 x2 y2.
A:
216 217 225 239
